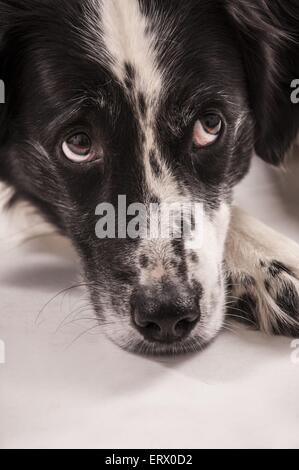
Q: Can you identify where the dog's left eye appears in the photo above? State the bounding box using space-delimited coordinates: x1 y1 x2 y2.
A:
62 133 95 163
192 114 222 147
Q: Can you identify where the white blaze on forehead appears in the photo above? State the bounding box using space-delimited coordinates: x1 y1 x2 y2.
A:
100 0 162 95
99 0 184 205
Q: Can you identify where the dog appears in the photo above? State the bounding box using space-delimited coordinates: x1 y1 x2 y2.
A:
0 0 299 355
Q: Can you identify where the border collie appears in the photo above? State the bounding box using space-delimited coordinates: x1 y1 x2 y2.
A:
0 0 299 355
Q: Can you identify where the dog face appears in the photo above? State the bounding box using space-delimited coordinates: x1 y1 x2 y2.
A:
0 0 298 354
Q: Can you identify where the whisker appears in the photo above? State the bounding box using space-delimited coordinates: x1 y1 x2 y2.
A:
65 324 103 349
54 301 94 333
36 282 95 326
55 310 96 332
226 308 257 327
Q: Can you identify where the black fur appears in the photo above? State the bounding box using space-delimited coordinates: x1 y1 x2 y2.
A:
226 0 299 165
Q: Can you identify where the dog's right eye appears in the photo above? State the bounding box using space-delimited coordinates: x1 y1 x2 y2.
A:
192 114 222 148
62 133 95 163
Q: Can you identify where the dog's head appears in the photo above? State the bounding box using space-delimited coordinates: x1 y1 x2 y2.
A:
0 0 298 354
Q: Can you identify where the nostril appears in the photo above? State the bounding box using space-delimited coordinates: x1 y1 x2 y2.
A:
144 322 162 339
134 314 161 333
174 314 199 336
134 315 162 340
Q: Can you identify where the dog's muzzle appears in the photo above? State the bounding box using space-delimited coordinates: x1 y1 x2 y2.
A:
131 283 201 344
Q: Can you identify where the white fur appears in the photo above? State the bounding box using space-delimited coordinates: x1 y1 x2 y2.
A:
193 203 231 342
100 0 162 95
226 207 299 334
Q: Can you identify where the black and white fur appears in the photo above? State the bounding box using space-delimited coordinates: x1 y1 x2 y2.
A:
0 0 299 355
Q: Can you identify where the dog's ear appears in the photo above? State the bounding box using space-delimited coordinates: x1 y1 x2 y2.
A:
226 0 299 165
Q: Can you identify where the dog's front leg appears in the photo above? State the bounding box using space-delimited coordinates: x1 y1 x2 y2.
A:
225 207 299 336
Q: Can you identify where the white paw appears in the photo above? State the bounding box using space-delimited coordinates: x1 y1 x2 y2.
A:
225 207 299 336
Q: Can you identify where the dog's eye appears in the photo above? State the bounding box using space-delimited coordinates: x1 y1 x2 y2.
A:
62 133 94 163
192 114 222 147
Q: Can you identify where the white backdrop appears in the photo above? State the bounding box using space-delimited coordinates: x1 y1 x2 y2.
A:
1 154 299 449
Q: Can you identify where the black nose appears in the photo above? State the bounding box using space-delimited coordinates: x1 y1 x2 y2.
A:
131 287 200 343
